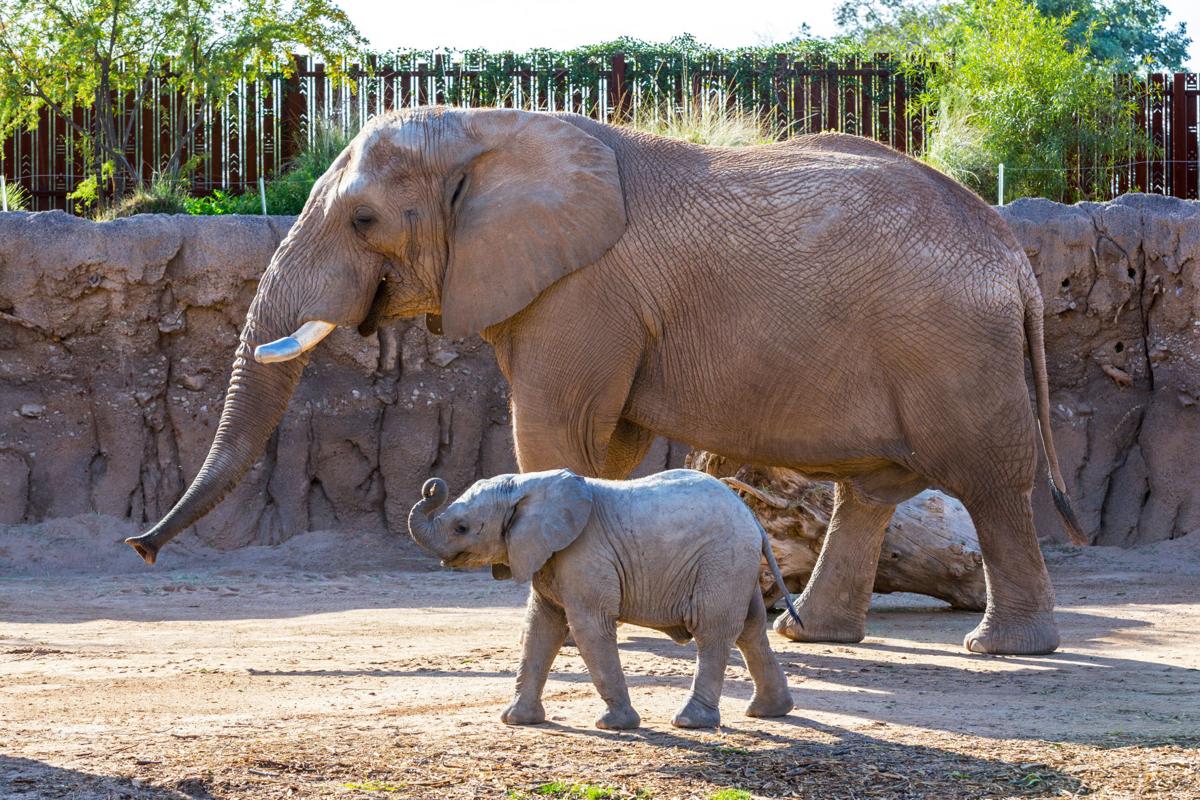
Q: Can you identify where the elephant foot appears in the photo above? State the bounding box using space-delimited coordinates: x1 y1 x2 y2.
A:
595 705 640 731
745 689 793 719
672 697 721 729
773 603 865 644
501 699 545 726
964 610 1059 655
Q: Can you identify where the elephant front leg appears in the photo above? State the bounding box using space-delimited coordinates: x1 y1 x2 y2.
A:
502 591 569 726
567 612 640 730
776 482 895 643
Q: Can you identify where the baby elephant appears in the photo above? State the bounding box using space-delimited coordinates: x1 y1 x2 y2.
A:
407 468 800 730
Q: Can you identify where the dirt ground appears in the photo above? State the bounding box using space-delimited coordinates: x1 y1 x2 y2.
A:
1 516 1197 799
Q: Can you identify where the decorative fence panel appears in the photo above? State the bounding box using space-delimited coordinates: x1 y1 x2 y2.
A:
2 53 1197 211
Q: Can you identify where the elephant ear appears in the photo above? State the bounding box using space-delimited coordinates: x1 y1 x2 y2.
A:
503 469 594 583
441 111 626 338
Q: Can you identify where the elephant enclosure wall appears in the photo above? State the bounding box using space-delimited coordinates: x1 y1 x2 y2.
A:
0 194 1195 550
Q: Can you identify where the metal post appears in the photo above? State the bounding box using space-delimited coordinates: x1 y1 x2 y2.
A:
259 176 267 216
998 163 1005 206
1 174 7 212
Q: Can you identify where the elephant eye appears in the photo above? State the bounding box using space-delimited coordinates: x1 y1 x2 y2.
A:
454 522 470 534
352 206 376 232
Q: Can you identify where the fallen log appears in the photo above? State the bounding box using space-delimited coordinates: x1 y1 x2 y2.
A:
687 452 987 611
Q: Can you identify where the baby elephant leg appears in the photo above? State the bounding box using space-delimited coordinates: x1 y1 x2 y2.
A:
673 631 735 729
569 612 641 730
503 592 568 726
738 593 794 718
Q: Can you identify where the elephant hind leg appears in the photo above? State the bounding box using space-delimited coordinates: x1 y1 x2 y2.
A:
775 481 895 643
960 485 1059 655
738 592 793 718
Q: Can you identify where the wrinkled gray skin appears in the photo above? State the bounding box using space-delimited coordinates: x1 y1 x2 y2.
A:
126 106 1084 657
408 468 795 730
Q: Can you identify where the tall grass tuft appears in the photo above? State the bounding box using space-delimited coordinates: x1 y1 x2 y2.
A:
100 175 190 219
1 180 31 212
623 101 774 147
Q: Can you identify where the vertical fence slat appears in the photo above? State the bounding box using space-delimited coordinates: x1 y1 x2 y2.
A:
609 53 627 123
1171 72 1188 198
1186 75 1199 200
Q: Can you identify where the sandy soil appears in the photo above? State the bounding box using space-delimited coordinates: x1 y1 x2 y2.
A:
1 515 1197 799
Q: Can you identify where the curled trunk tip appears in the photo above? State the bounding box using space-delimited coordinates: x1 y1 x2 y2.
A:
421 477 448 509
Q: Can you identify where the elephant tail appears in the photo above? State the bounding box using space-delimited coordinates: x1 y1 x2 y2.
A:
1022 271 1089 546
757 520 804 628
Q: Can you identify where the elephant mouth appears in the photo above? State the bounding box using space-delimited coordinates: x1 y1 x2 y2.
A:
442 552 471 569
356 279 390 337
356 278 442 338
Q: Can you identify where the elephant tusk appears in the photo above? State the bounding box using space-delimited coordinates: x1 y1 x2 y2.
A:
253 320 336 364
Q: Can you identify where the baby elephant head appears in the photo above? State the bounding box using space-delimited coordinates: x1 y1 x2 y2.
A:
407 469 593 582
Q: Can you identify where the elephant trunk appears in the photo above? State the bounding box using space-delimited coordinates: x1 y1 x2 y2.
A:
125 351 304 564
125 298 307 564
407 477 449 556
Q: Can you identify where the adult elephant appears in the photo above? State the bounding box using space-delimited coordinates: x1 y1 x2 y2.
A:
125 107 1084 655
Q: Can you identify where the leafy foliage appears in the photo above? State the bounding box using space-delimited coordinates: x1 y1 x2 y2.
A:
836 0 1191 71
183 124 349 215
1035 0 1190 71
0 0 364 208
840 0 1152 202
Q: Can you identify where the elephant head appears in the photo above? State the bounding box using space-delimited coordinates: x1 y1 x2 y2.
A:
124 108 626 563
407 470 593 582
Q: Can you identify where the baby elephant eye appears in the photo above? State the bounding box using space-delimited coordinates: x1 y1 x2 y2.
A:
454 522 470 534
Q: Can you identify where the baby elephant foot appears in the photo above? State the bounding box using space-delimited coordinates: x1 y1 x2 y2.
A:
672 696 721 729
595 705 640 730
745 689 793 718
501 700 545 726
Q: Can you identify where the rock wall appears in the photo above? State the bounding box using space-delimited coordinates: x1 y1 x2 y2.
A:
0 194 1195 548
1002 195 1199 545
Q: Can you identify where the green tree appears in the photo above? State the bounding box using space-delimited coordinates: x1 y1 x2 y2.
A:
1036 0 1189 71
907 0 1148 202
836 0 1191 71
0 0 364 209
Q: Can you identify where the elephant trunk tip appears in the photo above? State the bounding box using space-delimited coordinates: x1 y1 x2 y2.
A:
422 477 448 504
124 534 160 565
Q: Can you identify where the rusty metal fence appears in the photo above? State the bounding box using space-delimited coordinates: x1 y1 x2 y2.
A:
1 53 1196 211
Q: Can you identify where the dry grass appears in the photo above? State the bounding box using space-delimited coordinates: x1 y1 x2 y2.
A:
620 101 775 148
66 724 1197 799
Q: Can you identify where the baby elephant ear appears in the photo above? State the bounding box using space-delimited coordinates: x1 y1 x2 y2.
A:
504 470 594 583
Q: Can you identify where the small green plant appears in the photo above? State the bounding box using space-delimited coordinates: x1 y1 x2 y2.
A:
342 780 403 792
511 782 623 799
709 790 753 800
67 160 115 215
0 179 30 211
183 188 258 216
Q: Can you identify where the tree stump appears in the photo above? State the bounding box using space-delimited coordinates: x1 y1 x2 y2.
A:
687 452 986 612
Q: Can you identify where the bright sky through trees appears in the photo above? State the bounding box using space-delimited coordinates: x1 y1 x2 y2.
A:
338 0 1199 69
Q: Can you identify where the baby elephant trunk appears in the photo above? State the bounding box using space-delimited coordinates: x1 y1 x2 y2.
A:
407 477 449 556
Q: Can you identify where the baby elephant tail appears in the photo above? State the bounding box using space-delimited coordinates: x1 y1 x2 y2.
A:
758 521 803 629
